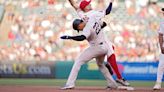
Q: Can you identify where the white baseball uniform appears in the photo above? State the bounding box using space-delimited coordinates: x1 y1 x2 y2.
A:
156 20 164 83
65 10 117 88
77 9 114 56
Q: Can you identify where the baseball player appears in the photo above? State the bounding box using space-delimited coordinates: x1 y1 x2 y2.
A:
68 0 129 86
61 16 118 90
153 8 164 90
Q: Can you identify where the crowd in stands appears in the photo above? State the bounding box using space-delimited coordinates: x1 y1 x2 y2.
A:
0 0 163 62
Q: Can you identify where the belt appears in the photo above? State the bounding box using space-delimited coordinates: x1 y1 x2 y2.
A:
90 42 105 46
99 42 103 45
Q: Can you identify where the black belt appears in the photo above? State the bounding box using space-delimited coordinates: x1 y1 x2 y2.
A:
99 42 103 45
90 42 104 45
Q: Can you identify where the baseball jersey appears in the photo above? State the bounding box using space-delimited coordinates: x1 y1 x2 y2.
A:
81 14 106 45
77 9 114 46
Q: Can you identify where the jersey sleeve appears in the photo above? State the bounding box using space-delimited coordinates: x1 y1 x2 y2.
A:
158 22 164 34
82 18 95 39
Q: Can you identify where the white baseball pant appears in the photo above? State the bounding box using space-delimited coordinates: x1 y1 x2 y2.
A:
65 41 117 88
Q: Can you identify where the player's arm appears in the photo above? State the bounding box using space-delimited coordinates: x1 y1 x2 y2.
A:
61 35 86 41
61 18 95 41
68 0 79 10
159 33 164 54
105 0 114 15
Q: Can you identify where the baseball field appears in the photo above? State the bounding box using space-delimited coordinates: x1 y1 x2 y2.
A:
0 79 163 92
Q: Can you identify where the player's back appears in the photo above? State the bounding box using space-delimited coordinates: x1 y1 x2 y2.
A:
82 15 106 46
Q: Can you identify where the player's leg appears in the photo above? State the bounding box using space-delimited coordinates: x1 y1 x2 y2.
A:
96 56 118 89
105 63 113 75
63 48 94 89
154 54 164 90
62 46 104 89
107 45 130 86
62 59 85 89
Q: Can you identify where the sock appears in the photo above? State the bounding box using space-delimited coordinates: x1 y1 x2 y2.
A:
107 54 122 79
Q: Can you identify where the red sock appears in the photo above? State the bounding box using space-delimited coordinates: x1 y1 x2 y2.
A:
107 54 122 79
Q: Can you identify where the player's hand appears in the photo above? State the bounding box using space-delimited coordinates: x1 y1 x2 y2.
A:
60 35 71 39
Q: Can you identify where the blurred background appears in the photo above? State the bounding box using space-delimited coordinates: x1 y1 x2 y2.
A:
0 0 164 82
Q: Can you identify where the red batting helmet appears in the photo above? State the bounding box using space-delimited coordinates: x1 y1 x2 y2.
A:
79 0 91 10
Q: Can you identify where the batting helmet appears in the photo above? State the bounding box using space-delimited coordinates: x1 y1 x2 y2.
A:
79 0 91 10
73 19 83 32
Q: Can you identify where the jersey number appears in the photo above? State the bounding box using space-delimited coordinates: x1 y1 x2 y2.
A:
93 22 101 35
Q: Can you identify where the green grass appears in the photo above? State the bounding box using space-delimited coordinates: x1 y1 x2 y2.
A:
0 78 164 87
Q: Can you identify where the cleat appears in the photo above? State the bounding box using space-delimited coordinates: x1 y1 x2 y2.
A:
116 78 130 86
60 85 75 90
153 82 161 90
